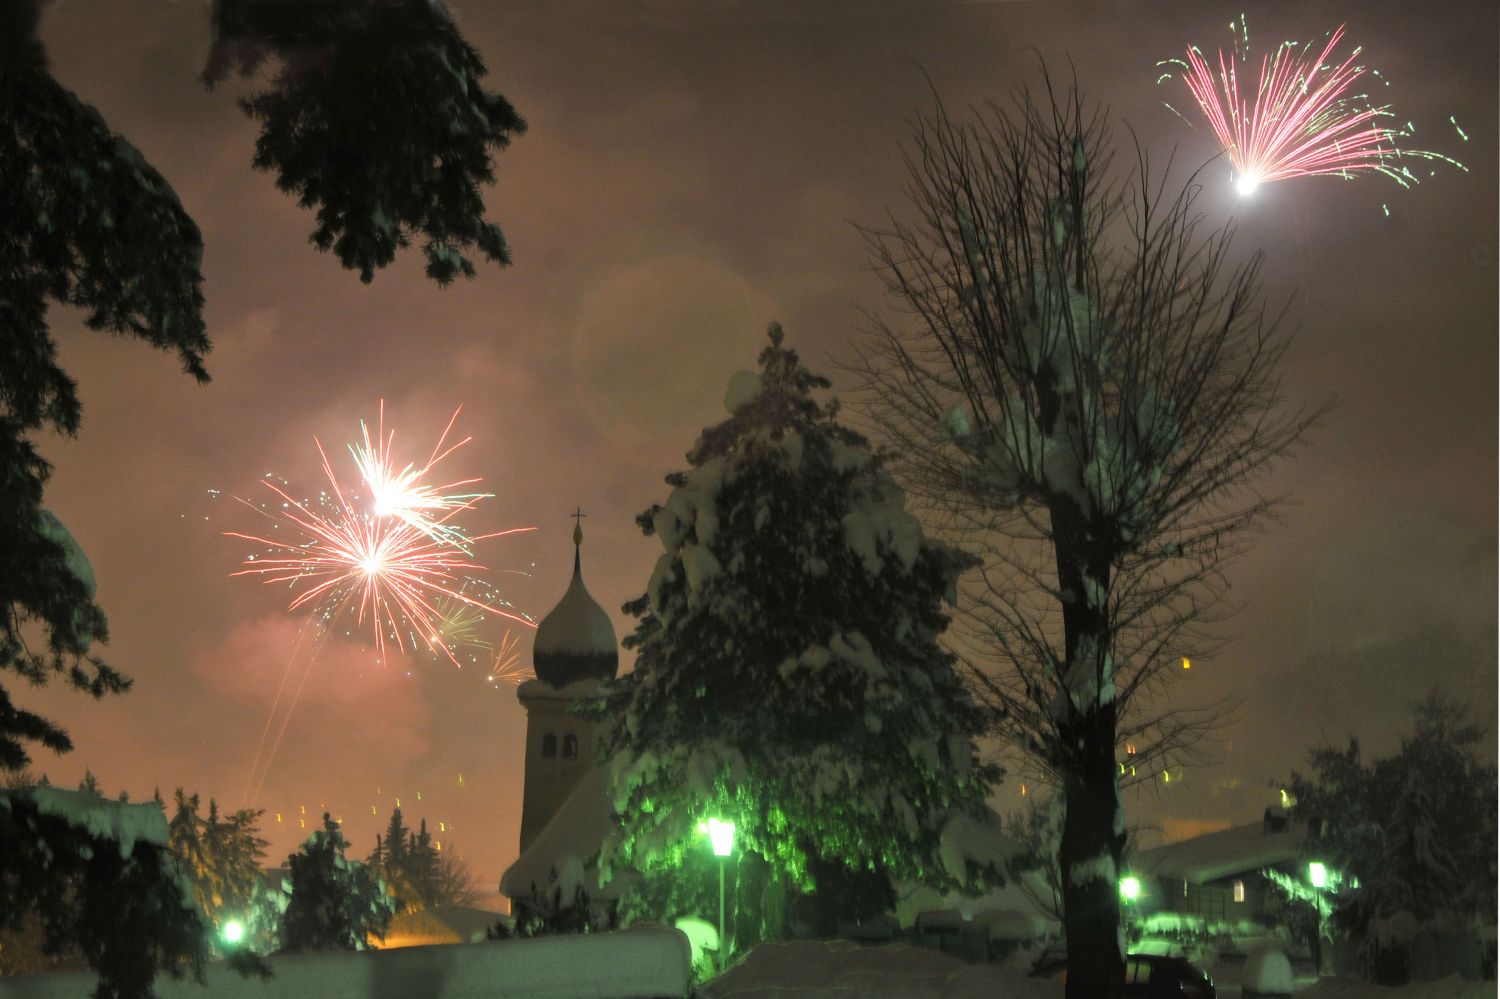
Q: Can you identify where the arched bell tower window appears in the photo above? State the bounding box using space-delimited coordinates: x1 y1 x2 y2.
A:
562 734 579 759
542 734 557 758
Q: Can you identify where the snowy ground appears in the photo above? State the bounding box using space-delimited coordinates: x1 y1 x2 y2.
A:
698 939 1496 999
0 934 1490 998
0 926 691 999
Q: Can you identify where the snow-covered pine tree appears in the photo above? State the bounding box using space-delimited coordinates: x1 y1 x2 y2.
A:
1289 691 1497 984
165 790 268 943
595 324 1011 946
369 806 418 912
408 818 441 909
168 791 212 903
209 801 269 926
280 814 395 952
0 785 208 998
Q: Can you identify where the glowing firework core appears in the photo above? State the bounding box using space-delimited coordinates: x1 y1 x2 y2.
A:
1234 172 1260 197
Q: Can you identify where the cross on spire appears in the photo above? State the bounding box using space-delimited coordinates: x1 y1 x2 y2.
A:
570 508 585 574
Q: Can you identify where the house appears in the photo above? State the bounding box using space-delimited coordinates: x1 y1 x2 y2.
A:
1127 807 1308 924
377 903 504 948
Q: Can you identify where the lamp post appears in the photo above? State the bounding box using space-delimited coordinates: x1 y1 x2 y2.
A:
698 818 736 973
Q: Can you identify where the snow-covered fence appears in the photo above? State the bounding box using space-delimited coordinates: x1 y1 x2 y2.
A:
0 925 691 999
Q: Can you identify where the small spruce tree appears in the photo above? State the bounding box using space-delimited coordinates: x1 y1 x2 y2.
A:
595 324 1010 947
280 814 395 952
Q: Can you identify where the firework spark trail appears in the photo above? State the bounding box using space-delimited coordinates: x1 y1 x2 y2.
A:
238 615 318 809
487 629 534 685
1159 18 1467 196
245 626 328 810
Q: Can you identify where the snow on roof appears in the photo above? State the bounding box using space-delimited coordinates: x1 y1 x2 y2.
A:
515 676 606 702
1128 819 1307 885
533 558 617 659
1 787 169 859
500 765 630 902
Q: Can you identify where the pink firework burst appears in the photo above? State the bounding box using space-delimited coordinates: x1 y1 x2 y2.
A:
1159 18 1465 196
229 407 534 667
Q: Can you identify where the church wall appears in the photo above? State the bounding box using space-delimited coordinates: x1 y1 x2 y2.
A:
517 691 597 857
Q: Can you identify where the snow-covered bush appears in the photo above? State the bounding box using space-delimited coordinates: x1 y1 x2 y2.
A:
592 324 1011 952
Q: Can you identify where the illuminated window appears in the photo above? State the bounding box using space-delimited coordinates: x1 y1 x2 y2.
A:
562 734 578 759
542 734 557 758
1233 879 1245 903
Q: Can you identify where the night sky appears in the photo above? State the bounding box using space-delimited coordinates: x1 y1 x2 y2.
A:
24 0 1497 892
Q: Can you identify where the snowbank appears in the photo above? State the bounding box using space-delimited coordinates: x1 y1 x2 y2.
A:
1297 976 1495 998
698 939 1059 999
1242 946 1294 996
0 926 690 999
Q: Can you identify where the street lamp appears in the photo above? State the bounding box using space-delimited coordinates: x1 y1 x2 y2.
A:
221 918 245 947
697 818 735 973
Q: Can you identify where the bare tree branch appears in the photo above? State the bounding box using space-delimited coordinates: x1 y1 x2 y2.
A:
847 66 1319 999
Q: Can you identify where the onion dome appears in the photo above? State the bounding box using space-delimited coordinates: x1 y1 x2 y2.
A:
532 519 619 687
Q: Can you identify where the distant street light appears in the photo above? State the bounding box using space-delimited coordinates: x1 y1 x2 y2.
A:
697 818 736 973
221 919 245 946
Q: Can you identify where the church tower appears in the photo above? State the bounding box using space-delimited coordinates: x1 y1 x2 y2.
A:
515 516 619 858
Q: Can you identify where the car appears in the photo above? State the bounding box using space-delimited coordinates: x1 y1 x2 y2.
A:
1028 950 1216 997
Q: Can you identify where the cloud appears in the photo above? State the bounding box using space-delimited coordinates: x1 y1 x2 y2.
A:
561 247 779 454
193 613 435 767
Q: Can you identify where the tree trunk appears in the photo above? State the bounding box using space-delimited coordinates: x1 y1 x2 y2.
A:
1053 498 1126 999
1059 705 1126 999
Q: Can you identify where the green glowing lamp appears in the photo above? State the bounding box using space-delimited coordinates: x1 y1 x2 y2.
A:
1308 861 1327 888
221 919 245 946
696 817 736 857
697 817 738 973
1119 876 1141 900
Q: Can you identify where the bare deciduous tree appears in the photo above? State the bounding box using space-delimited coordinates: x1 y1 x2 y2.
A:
854 73 1315 999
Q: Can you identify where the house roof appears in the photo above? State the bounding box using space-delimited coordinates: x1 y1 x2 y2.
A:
379 904 504 948
1128 819 1307 885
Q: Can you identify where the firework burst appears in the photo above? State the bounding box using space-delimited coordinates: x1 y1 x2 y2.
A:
1158 17 1466 196
228 406 534 668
